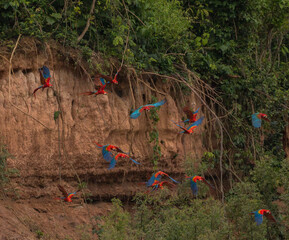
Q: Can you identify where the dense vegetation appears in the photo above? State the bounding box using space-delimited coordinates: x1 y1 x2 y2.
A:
0 0 289 239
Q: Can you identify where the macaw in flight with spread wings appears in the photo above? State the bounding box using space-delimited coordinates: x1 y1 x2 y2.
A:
33 66 52 97
57 184 79 202
108 153 140 170
252 113 270 128
94 142 126 162
250 209 276 225
80 84 108 96
183 106 200 124
171 116 204 134
146 171 179 187
151 180 176 191
94 68 121 87
130 99 167 119
185 175 215 196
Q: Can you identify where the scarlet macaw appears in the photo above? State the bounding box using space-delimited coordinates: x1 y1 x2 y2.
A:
185 175 215 195
109 153 140 170
57 184 79 202
94 68 120 86
33 66 52 97
183 106 200 124
146 171 179 187
151 180 176 191
94 142 126 162
80 84 107 96
250 209 276 225
171 116 204 134
252 113 270 128
130 99 167 119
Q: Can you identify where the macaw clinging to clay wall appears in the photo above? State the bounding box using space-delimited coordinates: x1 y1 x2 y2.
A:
250 209 276 225
252 113 270 128
130 99 167 119
109 153 140 170
57 184 79 202
146 171 179 187
183 106 200 124
94 142 126 162
185 175 215 196
171 116 204 134
33 66 52 97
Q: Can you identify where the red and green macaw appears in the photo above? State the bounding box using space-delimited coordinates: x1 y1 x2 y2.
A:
146 171 179 187
185 175 215 195
171 116 204 134
80 84 107 96
33 66 52 97
94 68 120 86
183 106 200 124
250 209 276 225
130 99 167 119
57 184 79 202
94 142 126 162
151 180 176 191
252 113 270 128
109 153 140 170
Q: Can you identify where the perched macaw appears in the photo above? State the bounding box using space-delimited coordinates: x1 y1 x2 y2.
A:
80 84 107 96
94 68 120 86
185 175 215 195
250 209 276 225
252 113 270 128
146 171 179 187
94 142 126 162
151 180 176 191
171 116 204 134
57 184 79 202
33 66 52 97
109 153 140 170
130 99 167 119
183 106 200 124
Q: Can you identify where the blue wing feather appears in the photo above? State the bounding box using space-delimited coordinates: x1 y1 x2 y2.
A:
109 158 116 169
151 99 167 107
42 66 51 79
130 107 142 119
252 113 261 128
254 212 263 225
130 158 141 165
193 108 200 114
190 180 198 195
100 78 106 85
187 116 204 130
168 176 179 183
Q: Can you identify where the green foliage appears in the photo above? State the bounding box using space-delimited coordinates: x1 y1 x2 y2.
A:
53 111 61 121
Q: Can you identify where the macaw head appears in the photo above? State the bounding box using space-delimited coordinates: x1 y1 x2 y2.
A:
259 113 269 121
259 209 270 215
192 176 203 182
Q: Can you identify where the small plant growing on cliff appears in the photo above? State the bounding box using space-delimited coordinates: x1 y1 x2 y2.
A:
149 96 162 169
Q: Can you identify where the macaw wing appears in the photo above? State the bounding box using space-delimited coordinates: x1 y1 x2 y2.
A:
94 142 103 148
254 213 263 225
100 78 107 86
171 120 188 132
187 116 204 130
102 147 114 162
193 108 200 114
190 181 198 195
151 99 167 108
183 106 194 119
68 192 77 198
109 158 116 169
42 66 51 79
57 184 68 197
146 175 157 187
264 212 276 222
167 175 179 183
130 107 143 119
39 69 46 85
252 113 261 128
161 181 176 189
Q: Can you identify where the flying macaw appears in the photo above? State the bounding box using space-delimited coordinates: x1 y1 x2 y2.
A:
185 175 215 195
151 180 176 191
252 113 270 128
80 84 107 96
146 171 179 187
250 209 276 225
108 153 140 170
183 106 200 124
171 116 204 134
57 184 79 202
130 99 167 119
94 142 126 162
94 68 120 86
33 66 52 97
